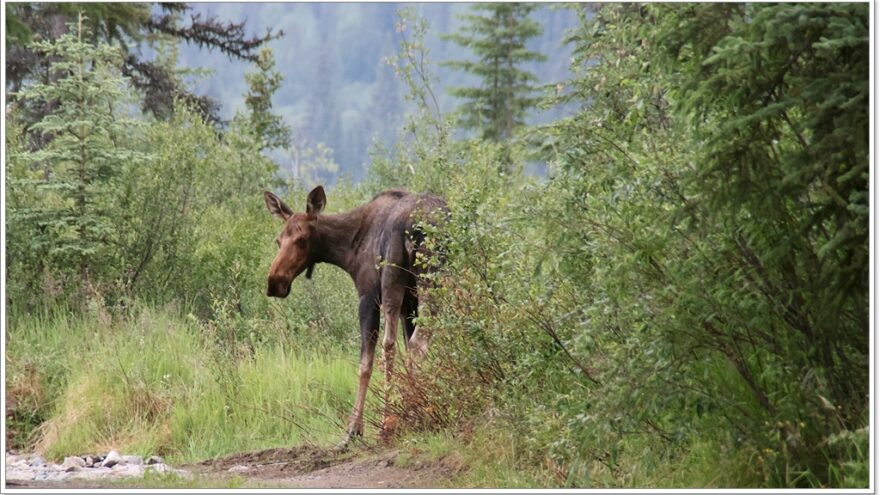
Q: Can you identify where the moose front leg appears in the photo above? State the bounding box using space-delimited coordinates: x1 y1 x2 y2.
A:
340 294 379 448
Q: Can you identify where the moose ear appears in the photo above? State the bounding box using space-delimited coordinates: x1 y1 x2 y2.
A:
264 191 293 220
306 185 326 215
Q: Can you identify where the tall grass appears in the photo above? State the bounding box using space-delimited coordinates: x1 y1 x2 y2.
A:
6 304 365 462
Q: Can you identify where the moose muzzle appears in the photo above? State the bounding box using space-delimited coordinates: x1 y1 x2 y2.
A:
266 274 292 298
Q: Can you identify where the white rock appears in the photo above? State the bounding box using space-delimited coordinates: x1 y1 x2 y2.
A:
227 464 250 473
62 456 86 472
101 450 122 468
84 456 95 467
146 455 164 465
30 455 46 467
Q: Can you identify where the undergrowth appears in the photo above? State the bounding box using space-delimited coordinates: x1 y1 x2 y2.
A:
5 304 368 463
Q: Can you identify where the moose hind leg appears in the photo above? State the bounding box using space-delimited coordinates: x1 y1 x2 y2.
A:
402 293 418 349
380 287 404 440
408 283 434 359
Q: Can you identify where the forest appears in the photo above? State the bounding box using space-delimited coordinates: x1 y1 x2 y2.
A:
3 2 870 489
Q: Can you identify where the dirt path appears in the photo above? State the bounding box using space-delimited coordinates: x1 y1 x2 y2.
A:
7 445 463 489
190 445 461 489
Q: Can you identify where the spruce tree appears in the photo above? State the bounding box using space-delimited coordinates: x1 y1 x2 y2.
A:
6 3 282 124
244 48 292 152
442 3 546 141
12 13 149 287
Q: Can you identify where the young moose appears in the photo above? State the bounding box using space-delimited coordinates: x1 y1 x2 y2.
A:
264 186 446 445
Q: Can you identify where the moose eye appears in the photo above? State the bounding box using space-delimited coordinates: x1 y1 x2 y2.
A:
295 237 307 247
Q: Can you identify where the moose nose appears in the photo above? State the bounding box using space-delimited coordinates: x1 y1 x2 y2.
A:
267 275 291 298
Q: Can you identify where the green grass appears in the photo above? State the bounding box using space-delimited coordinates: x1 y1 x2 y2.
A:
84 471 251 489
394 429 556 488
6 304 363 463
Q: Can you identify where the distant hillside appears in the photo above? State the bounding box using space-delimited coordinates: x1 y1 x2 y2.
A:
175 3 581 181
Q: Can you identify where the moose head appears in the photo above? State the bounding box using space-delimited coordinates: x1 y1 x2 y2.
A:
263 186 326 298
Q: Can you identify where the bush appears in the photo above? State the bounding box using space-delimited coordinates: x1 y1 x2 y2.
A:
375 5 868 488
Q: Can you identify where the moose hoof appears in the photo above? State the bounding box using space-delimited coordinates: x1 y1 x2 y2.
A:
335 435 353 451
336 428 363 451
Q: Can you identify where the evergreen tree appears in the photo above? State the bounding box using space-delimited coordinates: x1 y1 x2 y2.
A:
6 3 282 124
441 3 546 141
244 48 292 152
11 13 150 287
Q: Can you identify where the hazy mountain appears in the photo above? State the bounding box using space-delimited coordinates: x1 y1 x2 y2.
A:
174 3 581 181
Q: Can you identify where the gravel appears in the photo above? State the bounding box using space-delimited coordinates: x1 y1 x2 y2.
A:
5 451 188 484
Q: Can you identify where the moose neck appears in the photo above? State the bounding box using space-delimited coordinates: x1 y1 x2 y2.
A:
310 209 363 277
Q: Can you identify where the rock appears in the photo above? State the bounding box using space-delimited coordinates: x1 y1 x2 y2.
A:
30 455 46 467
227 464 250 473
146 455 164 465
101 450 122 468
63 456 86 467
122 455 144 465
62 456 86 472
84 456 95 467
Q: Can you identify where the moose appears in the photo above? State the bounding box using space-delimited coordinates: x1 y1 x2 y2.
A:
263 186 447 446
